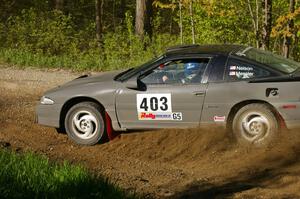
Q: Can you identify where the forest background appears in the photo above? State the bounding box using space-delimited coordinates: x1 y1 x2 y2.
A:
0 0 299 71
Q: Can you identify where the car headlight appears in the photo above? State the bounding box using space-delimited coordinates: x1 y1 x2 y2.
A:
40 96 55 105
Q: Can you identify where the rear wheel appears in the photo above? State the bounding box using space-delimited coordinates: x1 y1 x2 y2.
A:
65 102 106 145
232 103 279 146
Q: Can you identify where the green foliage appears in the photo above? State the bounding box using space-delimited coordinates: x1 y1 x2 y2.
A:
0 8 176 71
0 22 4 44
0 0 299 71
175 0 254 45
5 9 77 56
0 149 136 199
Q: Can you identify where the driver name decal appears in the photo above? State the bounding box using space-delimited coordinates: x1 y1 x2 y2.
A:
229 65 254 79
136 94 182 121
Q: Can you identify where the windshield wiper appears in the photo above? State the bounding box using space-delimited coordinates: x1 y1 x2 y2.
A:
114 68 134 81
291 67 300 75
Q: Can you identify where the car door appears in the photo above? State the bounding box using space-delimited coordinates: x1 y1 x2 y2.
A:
201 57 279 125
115 57 211 129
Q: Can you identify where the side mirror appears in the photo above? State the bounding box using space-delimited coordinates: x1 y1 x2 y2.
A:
124 78 146 91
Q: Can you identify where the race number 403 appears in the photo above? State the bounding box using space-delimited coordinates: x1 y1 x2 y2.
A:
137 94 172 113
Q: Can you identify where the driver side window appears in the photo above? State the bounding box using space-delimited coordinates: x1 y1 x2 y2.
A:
141 58 209 84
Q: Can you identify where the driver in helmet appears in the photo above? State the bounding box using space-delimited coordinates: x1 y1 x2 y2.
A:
181 62 201 83
161 61 201 83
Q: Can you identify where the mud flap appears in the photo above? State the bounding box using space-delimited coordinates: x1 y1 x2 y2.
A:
105 112 120 140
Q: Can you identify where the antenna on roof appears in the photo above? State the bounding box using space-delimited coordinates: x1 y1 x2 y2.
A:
166 44 200 52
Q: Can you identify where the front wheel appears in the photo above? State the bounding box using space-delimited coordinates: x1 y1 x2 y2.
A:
232 103 279 146
65 102 106 145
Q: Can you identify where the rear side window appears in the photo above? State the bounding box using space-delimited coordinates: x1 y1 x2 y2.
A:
226 59 271 81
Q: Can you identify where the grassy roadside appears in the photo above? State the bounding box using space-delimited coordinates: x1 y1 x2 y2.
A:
0 48 107 71
0 149 136 199
0 47 158 72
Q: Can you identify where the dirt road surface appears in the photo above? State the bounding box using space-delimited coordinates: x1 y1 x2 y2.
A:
1 66 300 198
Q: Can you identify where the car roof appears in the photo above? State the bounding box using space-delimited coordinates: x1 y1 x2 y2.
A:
165 44 245 57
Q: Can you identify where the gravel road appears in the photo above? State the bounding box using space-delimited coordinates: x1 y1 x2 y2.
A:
1 66 300 198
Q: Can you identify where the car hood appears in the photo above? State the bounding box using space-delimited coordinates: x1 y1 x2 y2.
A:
45 70 121 94
65 70 121 86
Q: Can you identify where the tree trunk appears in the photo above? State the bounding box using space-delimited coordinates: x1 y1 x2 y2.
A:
283 0 295 58
256 0 261 48
95 0 104 47
113 0 116 30
247 0 261 48
261 0 272 50
145 0 153 38
190 0 195 44
135 0 146 39
55 0 64 11
170 9 174 34
135 0 152 39
179 0 183 44
119 0 126 19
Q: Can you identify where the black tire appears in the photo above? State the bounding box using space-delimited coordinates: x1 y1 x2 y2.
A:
56 127 66 134
64 102 106 145
232 103 279 146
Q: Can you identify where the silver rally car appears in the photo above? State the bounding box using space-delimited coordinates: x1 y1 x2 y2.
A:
37 44 300 145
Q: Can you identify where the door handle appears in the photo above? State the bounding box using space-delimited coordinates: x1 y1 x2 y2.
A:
193 91 205 96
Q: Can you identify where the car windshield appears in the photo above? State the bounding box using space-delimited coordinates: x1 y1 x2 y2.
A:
114 55 164 81
235 47 300 74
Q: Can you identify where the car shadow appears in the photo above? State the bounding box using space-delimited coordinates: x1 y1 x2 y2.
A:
171 170 270 199
171 156 300 198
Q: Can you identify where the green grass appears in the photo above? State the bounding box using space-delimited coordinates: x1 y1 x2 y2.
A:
0 149 136 199
0 33 175 71
0 48 107 71
0 47 159 72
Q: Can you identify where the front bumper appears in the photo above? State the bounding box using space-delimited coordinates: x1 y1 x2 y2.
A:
36 102 63 128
